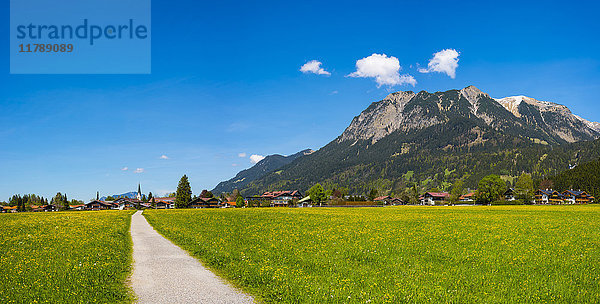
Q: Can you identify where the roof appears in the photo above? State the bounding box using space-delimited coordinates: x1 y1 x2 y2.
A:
374 196 392 201
562 190 588 196
424 192 450 198
460 192 476 199
190 197 220 204
154 197 175 202
224 201 237 206
298 196 312 203
2 206 17 210
537 189 562 196
261 190 301 198
70 204 84 208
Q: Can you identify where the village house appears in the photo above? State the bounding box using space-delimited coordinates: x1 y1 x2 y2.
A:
70 204 85 211
297 196 313 207
221 201 236 208
561 190 593 204
459 192 476 203
374 196 392 205
420 192 450 205
504 188 515 201
85 200 113 210
189 197 221 208
247 190 303 207
535 189 565 204
389 197 405 205
154 197 175 209
1 206 18 213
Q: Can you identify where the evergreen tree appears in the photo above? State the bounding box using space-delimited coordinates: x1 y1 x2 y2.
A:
175 175 192 208
235 195 245 208
367 188 378 201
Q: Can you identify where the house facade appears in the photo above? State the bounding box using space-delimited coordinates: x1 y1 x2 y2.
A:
504 188 515 201
459 192 476 202
535 189 565 204
421 192 450 205
154 197 175 209
561 190 593 204
248 190 303 207
189 197 221 208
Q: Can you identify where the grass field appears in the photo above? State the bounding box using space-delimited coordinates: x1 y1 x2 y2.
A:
145 206 600 303
0 211 135 303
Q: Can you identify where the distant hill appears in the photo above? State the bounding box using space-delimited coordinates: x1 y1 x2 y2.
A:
212 149 314 194
240 86 600 196
100 191 138 201
551 158 600 199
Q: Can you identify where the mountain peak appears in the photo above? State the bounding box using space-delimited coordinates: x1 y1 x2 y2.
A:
339 87 599 145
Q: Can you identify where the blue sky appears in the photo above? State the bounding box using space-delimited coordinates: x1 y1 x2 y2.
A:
1 0 600 201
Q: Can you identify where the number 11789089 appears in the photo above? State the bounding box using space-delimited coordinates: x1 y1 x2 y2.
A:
19 44 74 53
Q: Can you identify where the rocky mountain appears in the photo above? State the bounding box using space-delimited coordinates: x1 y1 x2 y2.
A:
240 86 600 196
212 149 314 194
340 86 599 145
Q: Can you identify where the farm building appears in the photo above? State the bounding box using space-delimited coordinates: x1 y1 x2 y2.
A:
561 190 593 204
85 200 113 210
421 192 450 205
297 196 313 207
189 197 221 208
247 190 302 207
459 192 476 202
374 196 392 204
154 197 175 209
504 188 515 201
535 190 565 204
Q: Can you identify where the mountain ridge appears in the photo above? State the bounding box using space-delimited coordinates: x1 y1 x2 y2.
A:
212 149 314 194
238 86 600 196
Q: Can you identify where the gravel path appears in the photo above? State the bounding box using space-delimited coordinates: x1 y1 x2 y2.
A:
130 211 255 304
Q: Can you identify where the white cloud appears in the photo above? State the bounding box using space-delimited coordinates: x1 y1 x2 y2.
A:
134 168 145 173
418 49 460 78
330 90 339 95
238 152 247 158
160 155 169 159
348 53 416 87
250 154 265 164
300 60 331 75
121 167 128 171
232 163 239 167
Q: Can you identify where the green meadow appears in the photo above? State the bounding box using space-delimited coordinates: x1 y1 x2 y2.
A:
145 206 600 303
0 211 134 303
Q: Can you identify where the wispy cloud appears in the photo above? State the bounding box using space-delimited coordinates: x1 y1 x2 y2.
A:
238 152 247 158
300 60 331 75
250 154 265 164
348 53 416 87
160 155 169 159
419 49 460 78
121 167 129 171
232 163 239 167
134 168 145 173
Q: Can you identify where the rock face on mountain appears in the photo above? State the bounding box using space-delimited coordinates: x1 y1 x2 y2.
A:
240 86 600 196
212 149 314 194
340 86 599 145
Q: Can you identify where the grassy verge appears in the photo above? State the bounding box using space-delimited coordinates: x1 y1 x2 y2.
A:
0 210 135 303
144 206 600 303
